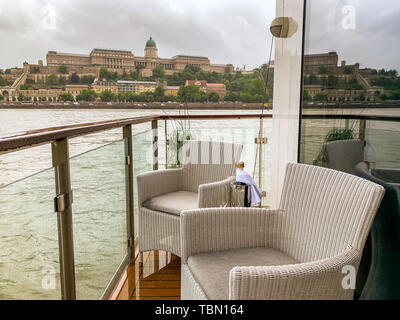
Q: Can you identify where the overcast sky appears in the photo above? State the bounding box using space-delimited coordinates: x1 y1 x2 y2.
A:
305 0 400 71
0 0 276 70
0 0 399 72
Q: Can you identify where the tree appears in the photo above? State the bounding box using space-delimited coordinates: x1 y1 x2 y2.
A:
318 65 328 75
224 91 237 102
164 94 176 102
76 89 98 101
100 89 117 102
153 65 165 79
0 76 11 86
154 85 165 101
199 91 208 102
5 69 11 74
46 74 58 85
313 93 327 102
99 67 109 80
81 75 95 84
343 66 353 75
241 78 267 103
59 92 74 102
134 64 145 77
58 76 66 85
303 90 312 101
19 84 33 90
58 65 68 74
208 92 220 102
130 70 139 80
357 94 366 101
17 93 25 101
178 84 202 102
69 73 80 84
327 75 339 88
0 94 3 101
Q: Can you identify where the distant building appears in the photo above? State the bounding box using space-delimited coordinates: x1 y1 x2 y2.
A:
185 80 226 98
45 37 234 77
165 86 180 96
186 80 207 88
304 52 339 74
19 88 63 101
117 80 157 94
205 83 227 98
65 84 90 100
91 81 118 95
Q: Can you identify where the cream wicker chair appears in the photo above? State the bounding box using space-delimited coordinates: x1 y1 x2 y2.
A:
180 163 385 300
324 139 364 175
137 140 243 259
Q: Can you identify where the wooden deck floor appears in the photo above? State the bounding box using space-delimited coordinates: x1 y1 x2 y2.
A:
116 251 181 300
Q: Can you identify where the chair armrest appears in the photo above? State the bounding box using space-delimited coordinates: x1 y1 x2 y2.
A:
229 248 361 300
137 169 183 207
198 176 235 208
180 208 283 263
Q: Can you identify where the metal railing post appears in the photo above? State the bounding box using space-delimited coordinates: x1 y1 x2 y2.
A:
359 120 366 141
164 119 168 169
258 117 263 192
52 138 76 300
152 120 159 171
123 125 135 264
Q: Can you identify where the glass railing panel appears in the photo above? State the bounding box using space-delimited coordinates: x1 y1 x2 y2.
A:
0 168 61 299
364 120 400 168
70 140 127 300
133 129 154 238
299 118 361 166
165 118 272 206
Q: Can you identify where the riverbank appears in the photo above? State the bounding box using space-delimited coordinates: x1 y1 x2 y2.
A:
0 102 268 110
1 102 400 110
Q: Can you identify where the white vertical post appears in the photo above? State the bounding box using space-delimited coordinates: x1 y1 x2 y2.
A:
270 0 305 207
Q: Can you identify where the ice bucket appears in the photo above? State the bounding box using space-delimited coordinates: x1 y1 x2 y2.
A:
230 182 251 207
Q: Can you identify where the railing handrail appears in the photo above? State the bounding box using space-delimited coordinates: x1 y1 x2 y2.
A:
0 114 272 154
302 114 400 122
1 112 399 154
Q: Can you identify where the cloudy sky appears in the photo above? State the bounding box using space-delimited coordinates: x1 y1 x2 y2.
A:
0 0 276 70
0 0 399 72
305 0 400 71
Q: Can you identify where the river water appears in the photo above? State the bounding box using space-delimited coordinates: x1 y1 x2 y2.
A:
0 107 399 299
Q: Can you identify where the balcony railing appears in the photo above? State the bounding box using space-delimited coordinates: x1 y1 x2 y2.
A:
0 113 271 300
1 112 399 300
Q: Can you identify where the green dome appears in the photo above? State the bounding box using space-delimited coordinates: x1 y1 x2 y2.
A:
146 37 157 48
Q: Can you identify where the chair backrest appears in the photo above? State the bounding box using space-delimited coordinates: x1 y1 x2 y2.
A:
180 140 243 192
324 139 364 175
354 162 400 299
279 163 384 263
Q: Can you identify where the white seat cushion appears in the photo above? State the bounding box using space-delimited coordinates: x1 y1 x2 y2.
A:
143 191 198 216
187 247 298 300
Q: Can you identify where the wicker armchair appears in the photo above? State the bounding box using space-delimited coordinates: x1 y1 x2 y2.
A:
137 140 243 259
324 139 364 175
354 162 400 300
180 163 385 300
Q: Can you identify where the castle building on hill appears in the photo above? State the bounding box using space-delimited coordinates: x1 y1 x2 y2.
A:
45 37 234 77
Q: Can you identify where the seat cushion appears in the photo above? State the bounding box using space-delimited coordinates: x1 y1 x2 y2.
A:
187 247 298 300
143 191 198 216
